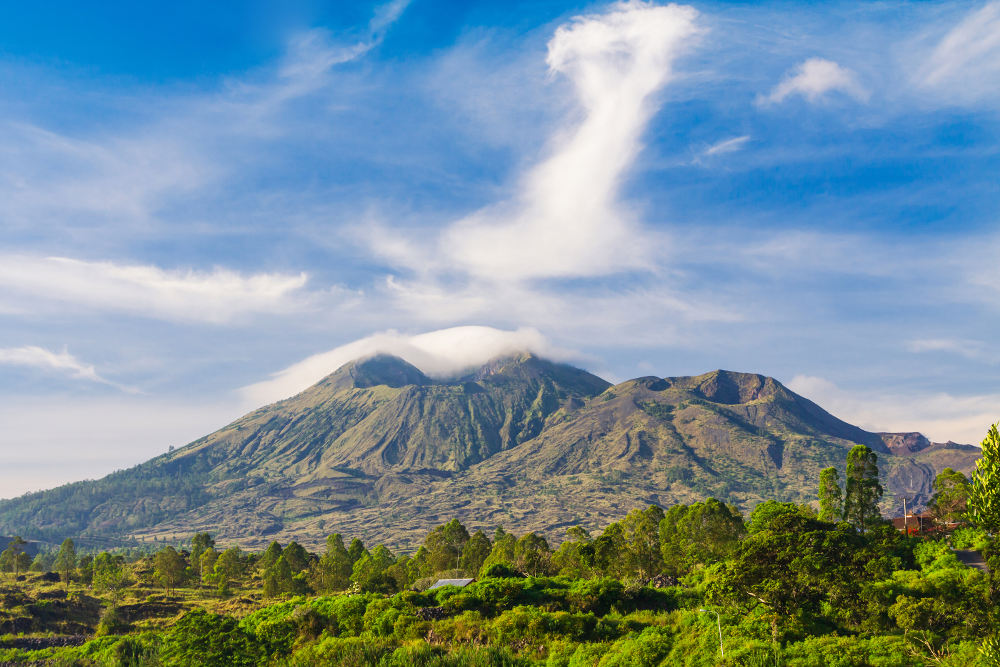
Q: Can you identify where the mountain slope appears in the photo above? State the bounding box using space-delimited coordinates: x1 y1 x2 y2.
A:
0 358 980 549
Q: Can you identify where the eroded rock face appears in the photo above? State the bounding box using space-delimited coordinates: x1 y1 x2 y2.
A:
879 432 933 456
885 459 936 504
691 371 780 405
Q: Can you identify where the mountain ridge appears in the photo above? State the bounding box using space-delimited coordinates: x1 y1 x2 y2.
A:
0 354 980 549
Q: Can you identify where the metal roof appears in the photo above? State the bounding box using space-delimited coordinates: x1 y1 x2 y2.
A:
427 578 475 590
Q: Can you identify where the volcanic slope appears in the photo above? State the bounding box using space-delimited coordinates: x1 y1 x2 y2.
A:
0 354 980 549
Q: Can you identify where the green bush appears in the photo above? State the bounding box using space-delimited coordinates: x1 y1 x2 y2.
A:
781 635 911 667
597 626 673 666
951 527 990 551
160 609 265 667
96 606 130 637
914 541 963 572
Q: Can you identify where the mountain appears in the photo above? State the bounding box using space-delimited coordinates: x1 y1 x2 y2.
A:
0 355 980 549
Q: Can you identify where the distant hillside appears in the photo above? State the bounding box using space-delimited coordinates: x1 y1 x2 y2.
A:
0 354 980 549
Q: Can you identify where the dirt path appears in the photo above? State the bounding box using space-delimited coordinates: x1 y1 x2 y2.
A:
954 549 989 572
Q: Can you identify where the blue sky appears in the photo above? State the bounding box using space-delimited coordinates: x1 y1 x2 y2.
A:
1 0 998 497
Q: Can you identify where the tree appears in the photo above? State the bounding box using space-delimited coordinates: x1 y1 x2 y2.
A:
843 445 884 533
592 522 629 579
3 537 28 578
263 556 293 598
190 533 215 577
282 542 310 573
409 546 431 581
347 538 367 565
928 467 971 525
552 526 594 578
620 505 666 579
78 555 94 585
969 423 1000 534
30 551 55 572
423 519 470 575
660 498 745 575
461 530 492 576
214 547 243 591
199 548 219 586
315 534 353 592
480 529 517 577
154 546 186 595
350 545 398 593
15 551 31 576
710 512 873 642
818 467 843 522
54 538 77 588
92 554 132 607
746 501 811 534
259 542 282 570
514 532 551 576
385 555 413 592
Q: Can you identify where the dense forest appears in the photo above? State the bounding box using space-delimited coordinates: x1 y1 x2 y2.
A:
0 437 998 666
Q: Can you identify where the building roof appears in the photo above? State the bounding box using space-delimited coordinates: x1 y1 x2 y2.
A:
427 578 475 590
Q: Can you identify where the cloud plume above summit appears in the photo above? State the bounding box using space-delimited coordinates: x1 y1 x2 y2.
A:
377 1 701 281
241 326 580 406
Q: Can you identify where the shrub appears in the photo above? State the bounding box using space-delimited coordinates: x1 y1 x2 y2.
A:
160 609 265 667
285 636 396 666
597 627 673 666
951 527 990 551
482 564 523 579
96 606 130 637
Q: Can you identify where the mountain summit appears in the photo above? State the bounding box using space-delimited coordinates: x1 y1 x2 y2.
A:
0 356 978 548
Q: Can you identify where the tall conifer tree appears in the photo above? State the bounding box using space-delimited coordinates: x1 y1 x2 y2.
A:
843 445 883 532
818 467 843 522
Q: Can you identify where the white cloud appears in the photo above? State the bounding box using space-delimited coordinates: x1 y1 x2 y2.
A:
912 1 1000 104
702 135 751 156
0 256 310 324
240 325 582 406
376 1 702 281
0 120 213 230
787 374 997 445
255 1 409 114
759 58 869 106
0 1 409 236
369 0 412 35
907 338 994 362
0 345 129 390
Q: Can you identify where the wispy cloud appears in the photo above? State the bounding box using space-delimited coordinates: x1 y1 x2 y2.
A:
907 338 996 363
758 58 869 106
0 256 311 324
911 1 1000 105
374 1 702 281
0 0 410 242
702 135 751 157
256 0 410 114
0 345 133 391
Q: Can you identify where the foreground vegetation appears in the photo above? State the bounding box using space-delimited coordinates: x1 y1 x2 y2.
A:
0 435 997 665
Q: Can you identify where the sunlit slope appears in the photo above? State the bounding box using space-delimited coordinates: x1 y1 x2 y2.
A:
0 356 978 549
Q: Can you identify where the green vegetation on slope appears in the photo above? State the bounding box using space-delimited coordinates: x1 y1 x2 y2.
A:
0 357 981 549
1 462 997 667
